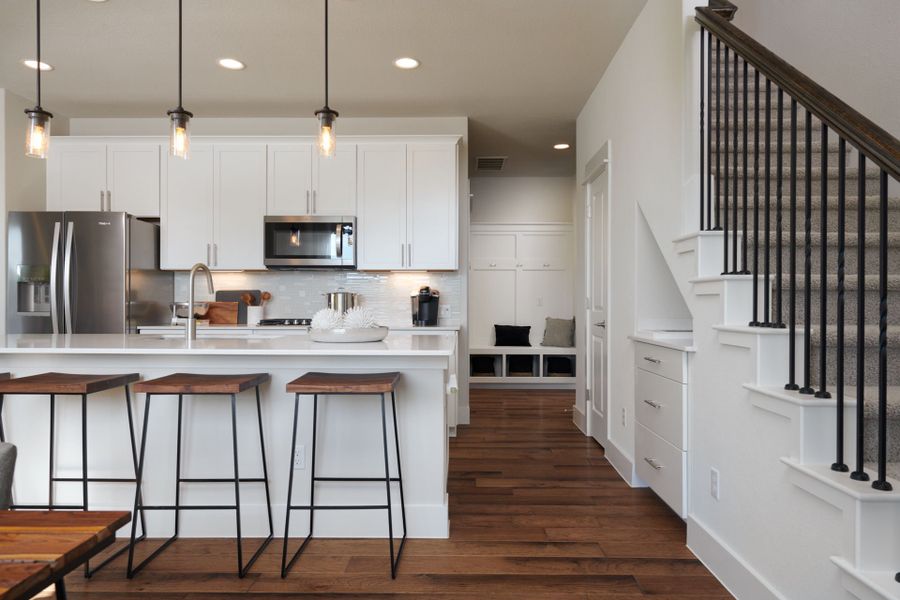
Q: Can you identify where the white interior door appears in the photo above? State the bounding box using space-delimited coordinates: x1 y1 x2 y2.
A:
587 168 609 446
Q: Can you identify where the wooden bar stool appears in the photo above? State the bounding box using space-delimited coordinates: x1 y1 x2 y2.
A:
0 371 146 577
127 373 274 578
281 372 407 579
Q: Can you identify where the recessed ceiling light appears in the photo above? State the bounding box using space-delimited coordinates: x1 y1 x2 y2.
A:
23 59 53 71
393 57 420 70
218 58 246 70
554 143 570 150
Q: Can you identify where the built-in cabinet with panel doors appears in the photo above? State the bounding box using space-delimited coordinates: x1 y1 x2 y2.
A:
266 142 356 216
47 139 161 217
162 143 267 270
357 139 459 270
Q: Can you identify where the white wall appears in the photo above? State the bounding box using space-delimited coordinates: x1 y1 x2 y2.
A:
575 0 696 477
635 206 692 332
470 177 574 224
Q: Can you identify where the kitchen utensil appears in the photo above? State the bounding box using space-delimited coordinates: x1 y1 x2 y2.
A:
205 301 239 324
214 290 260 324
260 291 272 307
309 326 389 343
240 293 253 306
247 305 264 326
324 291 360 314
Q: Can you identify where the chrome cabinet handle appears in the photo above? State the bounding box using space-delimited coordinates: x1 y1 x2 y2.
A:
407 243 412 266
489 262 497 267
213 243 218 266
643 457 663 471
106 190 112 211
49 222 61 334
306 190 310 214
63 222 74 333
643 399 662 409
207 243 211 265
334 224 343 258
543 263 550 267
643 356 662 364
312 190 317 214
100 190 105 211
401 243 405 267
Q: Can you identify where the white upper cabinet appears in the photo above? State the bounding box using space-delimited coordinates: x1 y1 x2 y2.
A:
47 141 161 216
267 142 356 216
407 143 458 270
357 143 407 270
215 145 267 270
162 144 215 270
267 143 313 215
357 140 459 271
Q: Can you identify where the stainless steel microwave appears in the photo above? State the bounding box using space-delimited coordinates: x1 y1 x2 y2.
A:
264 216 356 269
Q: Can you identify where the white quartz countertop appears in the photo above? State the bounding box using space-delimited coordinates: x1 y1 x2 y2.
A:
138 323 461 332
0 332 456 356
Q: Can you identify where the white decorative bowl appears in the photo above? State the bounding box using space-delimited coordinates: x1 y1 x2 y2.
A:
309 326 389 343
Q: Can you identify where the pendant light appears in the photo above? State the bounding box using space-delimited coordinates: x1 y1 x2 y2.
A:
24 0 52 159
315 0 338 158
167 0 193 159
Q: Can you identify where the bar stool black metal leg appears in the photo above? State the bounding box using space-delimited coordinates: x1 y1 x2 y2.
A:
127 393 153 578
81 394 90 577
281 392 301 577
390 391 407 557
379 393 398 578
48 393 55 509
255 386 274 541
0 393 5 442
175 394 183 537
55 578 67 600
282 392 318 577
230 393 245 577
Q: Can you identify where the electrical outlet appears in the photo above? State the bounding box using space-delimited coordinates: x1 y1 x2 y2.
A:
440 305 451 318
621 407 627 427
710 468 720 500
293 444 305 469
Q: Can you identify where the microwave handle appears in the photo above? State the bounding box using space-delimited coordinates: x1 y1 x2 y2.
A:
334 224 343 258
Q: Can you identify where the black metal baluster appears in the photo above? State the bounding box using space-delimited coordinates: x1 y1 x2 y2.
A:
832 138 848 471
732 52 739 273
749 68 761 326
707 31 713 231
774 88 785 327
815 123 831 399
741 60 749 274
700 27 706 231
715 38 721 231
799 109 815 395
873 169 892 491
786 99 799 390
851 153 869 480
722 45 731 273
763 79 772 325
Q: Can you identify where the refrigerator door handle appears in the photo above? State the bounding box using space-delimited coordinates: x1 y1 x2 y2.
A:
49 221 61 334
63 222 75 333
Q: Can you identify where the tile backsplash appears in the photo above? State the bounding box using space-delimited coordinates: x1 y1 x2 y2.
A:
174 270 461 327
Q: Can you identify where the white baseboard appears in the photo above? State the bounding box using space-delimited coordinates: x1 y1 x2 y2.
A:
687 516 788 600
604 438 642 487
572 404 587 434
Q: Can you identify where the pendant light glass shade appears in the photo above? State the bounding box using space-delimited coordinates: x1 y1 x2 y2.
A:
25 108 52 159
168 108 192 159
316 107 338 158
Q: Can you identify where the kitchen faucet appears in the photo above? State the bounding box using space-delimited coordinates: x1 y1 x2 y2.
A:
187 262 215 344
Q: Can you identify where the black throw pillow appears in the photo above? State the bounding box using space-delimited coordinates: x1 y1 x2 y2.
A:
494 324 531 347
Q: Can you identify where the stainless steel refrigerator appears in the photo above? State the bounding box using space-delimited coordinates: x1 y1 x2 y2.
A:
7 211 173 334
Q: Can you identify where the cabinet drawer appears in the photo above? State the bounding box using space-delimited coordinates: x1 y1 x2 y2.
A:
633 342 687 383
635 368 686 450
635 422 686 517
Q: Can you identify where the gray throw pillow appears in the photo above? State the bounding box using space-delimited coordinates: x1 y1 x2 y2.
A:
0 443 16 510
541 317 575 348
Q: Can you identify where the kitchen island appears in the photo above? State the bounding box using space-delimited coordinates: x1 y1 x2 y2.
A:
0 332 454 538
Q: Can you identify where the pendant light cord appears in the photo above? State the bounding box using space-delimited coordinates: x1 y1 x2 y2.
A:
178 0 183 109
324 0 329 108
35 0 41 107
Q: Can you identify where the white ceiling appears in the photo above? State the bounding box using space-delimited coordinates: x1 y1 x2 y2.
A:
0 0 646 177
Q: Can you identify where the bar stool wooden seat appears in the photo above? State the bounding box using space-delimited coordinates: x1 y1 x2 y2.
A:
0 372 145 577
127 372 273 579
281 371 406 579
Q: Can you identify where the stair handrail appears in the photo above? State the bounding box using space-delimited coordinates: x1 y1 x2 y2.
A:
695 1 900 181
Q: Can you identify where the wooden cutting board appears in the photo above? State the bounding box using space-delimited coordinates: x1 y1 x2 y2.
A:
205 302 239 325
215 290 261 324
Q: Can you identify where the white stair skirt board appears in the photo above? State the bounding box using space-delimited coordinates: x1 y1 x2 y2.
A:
687 516 789 600
691 275 769 326
832 556 900 600
714 325 802 387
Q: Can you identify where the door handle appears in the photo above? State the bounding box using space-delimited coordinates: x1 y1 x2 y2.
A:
643 399 662 409
594 321 606 328
63 222 75 333
49 222 61 334
643 457 663 471
334 224 343 258
643 356 662 364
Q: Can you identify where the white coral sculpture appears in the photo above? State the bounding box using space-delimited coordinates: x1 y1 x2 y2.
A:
342 306 379 329
311 308 343 330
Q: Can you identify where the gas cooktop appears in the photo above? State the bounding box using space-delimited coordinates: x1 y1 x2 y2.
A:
257 318 311 327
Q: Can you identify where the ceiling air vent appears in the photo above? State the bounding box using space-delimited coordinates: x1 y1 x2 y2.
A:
475 156 507 172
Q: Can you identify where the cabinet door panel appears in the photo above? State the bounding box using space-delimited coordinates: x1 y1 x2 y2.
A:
215 145 267 270
314 144 356 215
267 143 312 216
108 144 161 216
407 143 458 269
470 232 517 262
516 268 573 346
518 232 572 269
469 268 517 347
162 145 214 269
357 144 406 270
47 144 107 211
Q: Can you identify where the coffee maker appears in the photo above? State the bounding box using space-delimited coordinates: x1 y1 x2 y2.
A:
411 286 440 326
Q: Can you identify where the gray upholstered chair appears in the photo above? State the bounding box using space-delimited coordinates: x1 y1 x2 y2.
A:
0 442 16 509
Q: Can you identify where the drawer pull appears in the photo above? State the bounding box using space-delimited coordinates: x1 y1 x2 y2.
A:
643 356 662 364
643 399 662 409
643 457 663 471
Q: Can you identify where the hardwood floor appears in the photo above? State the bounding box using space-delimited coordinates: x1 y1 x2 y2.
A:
67 389 732 599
